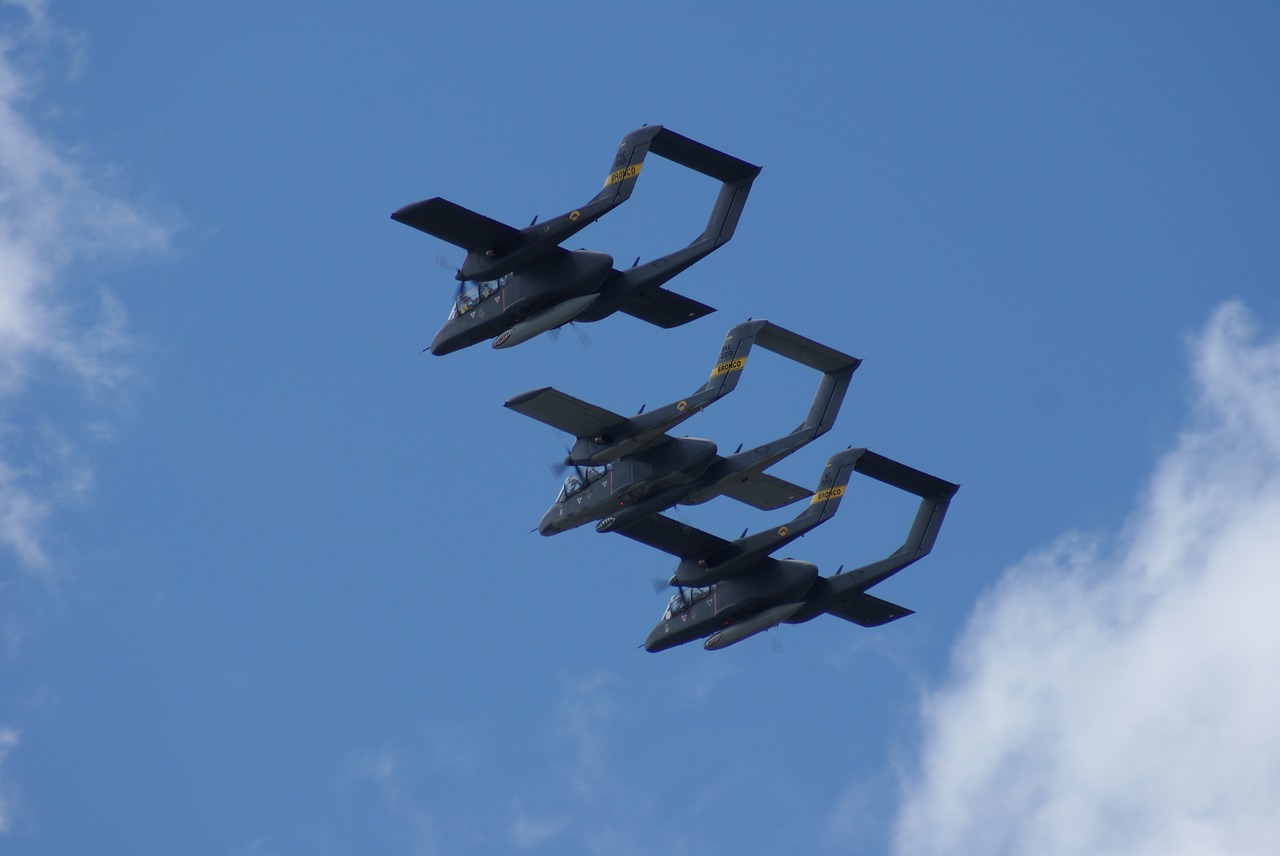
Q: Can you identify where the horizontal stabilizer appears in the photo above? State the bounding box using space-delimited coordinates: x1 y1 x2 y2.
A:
647 127 763 184
718 470 811 511
824 592 914 628
618 287 715 329
851 449 957 500
752 323 861 374
503 388 625 439
390 198 518 252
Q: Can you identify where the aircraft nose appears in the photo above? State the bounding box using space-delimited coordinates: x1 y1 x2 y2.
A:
428 331 456 356
641 630 665 653
537 510 561 536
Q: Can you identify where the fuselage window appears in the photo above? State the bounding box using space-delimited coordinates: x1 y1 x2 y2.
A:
557 466 606 502
664 587 711 619
447 276 505 320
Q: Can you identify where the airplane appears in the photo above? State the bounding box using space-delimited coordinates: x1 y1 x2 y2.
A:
613 447 958 652
503 320 859 535
391 125 761 355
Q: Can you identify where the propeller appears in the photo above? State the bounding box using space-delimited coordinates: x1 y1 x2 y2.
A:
546 321 592 349
436 253 466 299
650 576 689 610
666 504 693 524
548 439 588 485
548 457 588 482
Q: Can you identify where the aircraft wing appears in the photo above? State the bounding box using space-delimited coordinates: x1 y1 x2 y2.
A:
718 471 812 510
614 513 731 560
504 388 626 439
824 592 914 628
391 198 519 252
618 287 715 329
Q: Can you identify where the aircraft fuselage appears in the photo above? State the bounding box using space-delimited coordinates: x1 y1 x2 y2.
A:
539 438 718 535
428 250 613 355
643 559 819 652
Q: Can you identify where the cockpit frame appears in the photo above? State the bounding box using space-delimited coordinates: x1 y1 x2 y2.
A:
447 276 507 320
557 465 607 503
664 586 712 619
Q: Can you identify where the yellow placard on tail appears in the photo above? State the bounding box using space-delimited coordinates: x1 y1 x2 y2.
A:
709 357 746 379
810 485 845 504
604 163 642 187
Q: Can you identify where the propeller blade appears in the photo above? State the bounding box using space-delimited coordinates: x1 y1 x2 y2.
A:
549 441 583 480
436 252 466 292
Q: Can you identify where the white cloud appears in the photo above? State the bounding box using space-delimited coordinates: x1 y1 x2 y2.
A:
0 725 19 834
893 301 1280 856
503 672 661 856
343 747 440 856
0 3 169 572
341 675 659 856
508 805 565 849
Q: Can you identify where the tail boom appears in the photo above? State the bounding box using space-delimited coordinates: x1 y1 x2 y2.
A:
789 451 959 625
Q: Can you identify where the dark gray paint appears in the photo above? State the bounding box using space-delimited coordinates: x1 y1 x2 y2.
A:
391 126 761 354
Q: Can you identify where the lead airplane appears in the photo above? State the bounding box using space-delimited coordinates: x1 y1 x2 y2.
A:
505 319 859 536
616 447 959 652
391 125 761 355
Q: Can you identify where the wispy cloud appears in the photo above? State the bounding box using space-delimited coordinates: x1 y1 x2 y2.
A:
893 301 1280 856
343 748 440 856
518 672 693 856
0 2 169 573
0 725 19 834
339 673 663 856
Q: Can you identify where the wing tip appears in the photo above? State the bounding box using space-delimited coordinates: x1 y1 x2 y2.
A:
503 387 555 409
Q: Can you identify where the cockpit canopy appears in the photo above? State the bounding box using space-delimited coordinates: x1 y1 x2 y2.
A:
447 276 507 320
557 465 606 503
664 587 711 619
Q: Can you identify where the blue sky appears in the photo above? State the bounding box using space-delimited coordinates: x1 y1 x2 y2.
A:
3 2 1280 854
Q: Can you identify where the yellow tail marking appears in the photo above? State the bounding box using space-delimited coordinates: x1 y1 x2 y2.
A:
604 163 643 187
709 357 747 379
810 485 845 505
